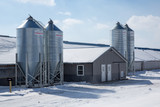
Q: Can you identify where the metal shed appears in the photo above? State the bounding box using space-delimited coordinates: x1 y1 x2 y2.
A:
64 47 127 83
134 48 160 71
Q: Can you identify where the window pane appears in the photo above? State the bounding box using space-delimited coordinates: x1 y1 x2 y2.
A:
78 70 83 75
78 66 83 71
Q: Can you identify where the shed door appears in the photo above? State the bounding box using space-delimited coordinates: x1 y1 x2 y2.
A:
107 64 112 81
120 71 124 79
101 64 106 82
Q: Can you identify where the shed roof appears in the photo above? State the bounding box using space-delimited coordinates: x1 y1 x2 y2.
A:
64 47 110 63
0 48 16 64
0 36 16 64
135 49 160 61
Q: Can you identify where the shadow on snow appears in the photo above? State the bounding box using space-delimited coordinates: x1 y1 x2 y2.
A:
30 85 115 99
1 70 159 98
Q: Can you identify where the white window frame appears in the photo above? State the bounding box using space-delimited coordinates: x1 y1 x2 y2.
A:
77 65 84 76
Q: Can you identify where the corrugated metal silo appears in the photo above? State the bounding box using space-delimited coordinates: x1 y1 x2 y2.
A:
125 24 134 71
111 22 127 57
54 24 63 57
17 16 44 86
54 23 63 83
45 19 58 79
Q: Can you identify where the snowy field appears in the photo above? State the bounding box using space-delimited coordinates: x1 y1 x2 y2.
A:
0 70 160 107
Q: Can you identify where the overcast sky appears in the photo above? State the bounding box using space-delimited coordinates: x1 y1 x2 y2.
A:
0 0 160 48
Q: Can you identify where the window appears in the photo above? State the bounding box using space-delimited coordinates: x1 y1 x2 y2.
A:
77 65 84 76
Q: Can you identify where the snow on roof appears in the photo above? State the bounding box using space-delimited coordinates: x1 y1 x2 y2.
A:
135 49 160 61
0 36 160 64
0 36 16 50
0 48 16 64
0 36 16 64
64 47 110 63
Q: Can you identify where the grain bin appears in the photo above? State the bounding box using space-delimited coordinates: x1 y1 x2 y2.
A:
54 24 63 57
54 22 63 83
45 19 58 79
111 22 127 57
125 24 134 72
17 16 44 86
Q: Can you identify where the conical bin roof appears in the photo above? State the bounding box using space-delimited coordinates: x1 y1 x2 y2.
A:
125 24 133 31
18 16 40 28
113 22 124 30
45 19 54 31
45 19 62 32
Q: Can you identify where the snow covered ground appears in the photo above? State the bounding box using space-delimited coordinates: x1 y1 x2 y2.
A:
0 70 160 107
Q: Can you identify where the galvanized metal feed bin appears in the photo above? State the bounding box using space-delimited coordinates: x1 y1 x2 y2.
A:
111 22 135 72
54 24 63 60
17 16 44 85
125 24 134 71
45 19 58 78
111 22 127 57
54 23 63 82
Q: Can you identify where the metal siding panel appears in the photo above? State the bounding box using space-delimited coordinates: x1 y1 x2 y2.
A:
134 61 160 71
144 61 160 70
0 78 15 86
134 61 142 71
0 64 15 86
64 63 93 82
112 63 119 81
